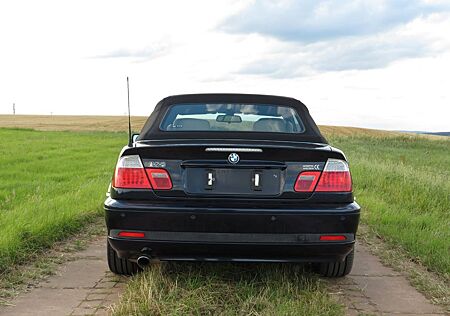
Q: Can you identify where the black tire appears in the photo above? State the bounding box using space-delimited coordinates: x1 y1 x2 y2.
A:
318 247 354 278
107 241 139 275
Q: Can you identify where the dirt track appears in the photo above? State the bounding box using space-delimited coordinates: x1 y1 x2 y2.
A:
0 238 445 316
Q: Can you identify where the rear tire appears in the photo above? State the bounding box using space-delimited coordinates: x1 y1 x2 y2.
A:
107 241 139 275
318 247 354 278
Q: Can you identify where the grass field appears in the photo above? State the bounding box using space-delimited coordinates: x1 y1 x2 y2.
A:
0 115 448 313
0 129 125 272
326 134 450 279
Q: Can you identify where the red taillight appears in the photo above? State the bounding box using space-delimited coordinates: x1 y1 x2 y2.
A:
315 171 352 192
118 231 145 238
294 171 321 192
146 168 172 190
112 156 173 190
113 155 151 189
294 159 352 193
114 168 151 189
315 159 352 192
320 235 347 241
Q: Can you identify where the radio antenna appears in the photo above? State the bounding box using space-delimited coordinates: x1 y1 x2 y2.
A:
127 77 132 147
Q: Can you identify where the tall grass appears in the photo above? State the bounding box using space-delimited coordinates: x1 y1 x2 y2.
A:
113 263 343 316
0 128 125 272
327 134 450 278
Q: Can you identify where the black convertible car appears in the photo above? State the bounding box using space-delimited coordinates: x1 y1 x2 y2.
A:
105 93 360 277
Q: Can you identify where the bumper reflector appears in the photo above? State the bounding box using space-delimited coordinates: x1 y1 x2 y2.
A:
319 235 347 241
118 231 145 238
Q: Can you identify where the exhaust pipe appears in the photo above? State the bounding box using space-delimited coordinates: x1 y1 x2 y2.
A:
137 255 151 269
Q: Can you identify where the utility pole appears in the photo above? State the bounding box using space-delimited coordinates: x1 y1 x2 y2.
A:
13 103 15 115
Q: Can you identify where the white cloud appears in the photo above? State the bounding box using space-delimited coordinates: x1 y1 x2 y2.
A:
91 41 172 60
238 14 450 77
222 0 450 42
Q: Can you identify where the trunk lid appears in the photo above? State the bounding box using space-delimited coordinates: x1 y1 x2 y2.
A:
122 139 344 200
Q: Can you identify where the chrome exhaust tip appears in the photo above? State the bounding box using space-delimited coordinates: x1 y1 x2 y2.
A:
137 255 151 269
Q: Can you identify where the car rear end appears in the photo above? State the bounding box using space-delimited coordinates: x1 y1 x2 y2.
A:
105 94 360 277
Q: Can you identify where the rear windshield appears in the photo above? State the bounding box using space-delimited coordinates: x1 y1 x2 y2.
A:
160 103 305 133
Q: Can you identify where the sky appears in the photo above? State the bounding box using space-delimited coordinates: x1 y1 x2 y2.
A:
0 0 449 132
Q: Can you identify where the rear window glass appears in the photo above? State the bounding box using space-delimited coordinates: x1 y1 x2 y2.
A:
160 103 305 133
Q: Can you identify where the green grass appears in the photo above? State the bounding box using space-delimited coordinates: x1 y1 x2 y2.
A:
327 134 450 279
112 263 343 316
0 128 125 273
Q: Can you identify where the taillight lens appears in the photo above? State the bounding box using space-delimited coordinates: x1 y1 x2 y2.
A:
112 155 173 190
113 155 151 189
315 159 352 192
294 171 321 192
294 159 352 193
146 168 172 190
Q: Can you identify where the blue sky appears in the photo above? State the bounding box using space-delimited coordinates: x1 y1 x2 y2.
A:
0 0 449 131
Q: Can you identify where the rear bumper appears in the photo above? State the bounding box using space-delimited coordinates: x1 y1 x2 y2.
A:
104 198 360 263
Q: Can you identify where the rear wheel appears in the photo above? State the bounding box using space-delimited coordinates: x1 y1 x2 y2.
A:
317 247 354 278
107 241 139 275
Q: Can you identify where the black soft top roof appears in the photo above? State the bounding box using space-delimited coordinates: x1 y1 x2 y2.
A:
138 93 327 143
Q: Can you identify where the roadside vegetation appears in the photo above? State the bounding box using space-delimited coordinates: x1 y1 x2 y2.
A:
0 128 124 273
112 263 342 315
325 134 450 280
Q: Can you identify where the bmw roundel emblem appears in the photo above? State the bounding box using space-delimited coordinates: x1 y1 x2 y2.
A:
228 152 240 164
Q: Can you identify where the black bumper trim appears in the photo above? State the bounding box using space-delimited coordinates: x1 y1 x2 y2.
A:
110 230 354 244
104 197 361 214
108 237 355 262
